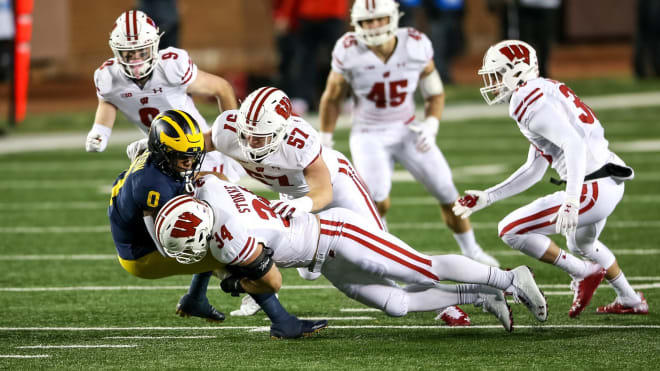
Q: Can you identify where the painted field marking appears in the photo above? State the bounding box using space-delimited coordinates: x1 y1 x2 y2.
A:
104 336 216 340
16 345 137 349
262 317 374 321
2 325 660 332
2 283 659 293
0 354 50 358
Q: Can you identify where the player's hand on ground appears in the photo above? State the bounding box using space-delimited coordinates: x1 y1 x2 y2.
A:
85 124 112 152
453 190 490 219
409 117 439 153
269 196 313 219
551 198 579 237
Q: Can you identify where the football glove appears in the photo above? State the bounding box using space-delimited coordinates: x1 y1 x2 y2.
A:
220 275 246 297
408 117 439 153
85 123 112 152
452 190 490 219
551 198 580 237
126 138 148 162
269 196 313 219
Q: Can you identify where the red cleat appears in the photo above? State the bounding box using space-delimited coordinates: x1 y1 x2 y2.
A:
435 306 471 326
596 292 649 315
568 266 606 318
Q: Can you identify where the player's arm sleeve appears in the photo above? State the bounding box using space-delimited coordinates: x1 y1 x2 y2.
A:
143 214 168 257
486 145 550 203
303 148 333 212
93 65 113 101
161 47 198 88
209 111 238 155
528 104 586 201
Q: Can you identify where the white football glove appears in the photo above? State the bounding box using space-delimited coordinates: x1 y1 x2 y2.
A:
408 117 439 153
452 190 490 219
551 198 579 237
320 132 334 149
85 123 112 152
126 138 148 162
269 196 313 219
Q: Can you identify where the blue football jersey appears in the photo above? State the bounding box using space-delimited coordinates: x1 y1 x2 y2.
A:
108 151 187 260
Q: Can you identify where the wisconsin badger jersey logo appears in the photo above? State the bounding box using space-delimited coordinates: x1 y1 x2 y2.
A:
170 212 203 238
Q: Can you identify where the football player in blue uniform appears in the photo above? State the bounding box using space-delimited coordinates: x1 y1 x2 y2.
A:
109 110 327 338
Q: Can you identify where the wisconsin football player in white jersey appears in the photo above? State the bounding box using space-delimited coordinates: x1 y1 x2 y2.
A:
318 0 499 272
85 10 243 181
453 40 648 317
155 178 551 333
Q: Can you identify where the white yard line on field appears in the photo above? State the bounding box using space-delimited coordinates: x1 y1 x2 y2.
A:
2 283 660 292
16 345 137 349
2 325 660 332
0 354 50 358
2 91 659 156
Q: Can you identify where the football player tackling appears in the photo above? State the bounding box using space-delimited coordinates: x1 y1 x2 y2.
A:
453 40 648 317
155 177 550 333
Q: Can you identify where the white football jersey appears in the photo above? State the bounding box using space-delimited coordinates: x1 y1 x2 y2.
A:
211 110 340 198
94 47 208 132
195 176 317 267
331 28 433 128
509 78 616 179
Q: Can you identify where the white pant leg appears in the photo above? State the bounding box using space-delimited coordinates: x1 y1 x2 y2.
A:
349 128 397 203
498 178 624 261
328 152 385 230
394 129 459 204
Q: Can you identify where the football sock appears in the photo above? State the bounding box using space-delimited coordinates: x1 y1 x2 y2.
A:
553 249 588 277
249 293 294 324
608 272 638 302
453 230 480 256
187 271 212 300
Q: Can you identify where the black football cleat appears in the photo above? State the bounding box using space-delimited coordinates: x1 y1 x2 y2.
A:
270 317 328 339
176 294 226 323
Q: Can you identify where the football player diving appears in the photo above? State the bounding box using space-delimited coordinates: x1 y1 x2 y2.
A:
108 110 327 338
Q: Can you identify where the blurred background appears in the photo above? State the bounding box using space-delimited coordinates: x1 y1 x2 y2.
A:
0 0 657 132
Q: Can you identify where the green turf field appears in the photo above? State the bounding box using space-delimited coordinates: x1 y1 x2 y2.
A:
1 79 659 369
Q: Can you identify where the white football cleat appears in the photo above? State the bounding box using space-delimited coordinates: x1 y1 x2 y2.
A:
476 288 513 332
508 266 548 322
230 295 262 317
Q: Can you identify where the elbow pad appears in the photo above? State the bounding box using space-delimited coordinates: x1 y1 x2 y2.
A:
419 69 444 99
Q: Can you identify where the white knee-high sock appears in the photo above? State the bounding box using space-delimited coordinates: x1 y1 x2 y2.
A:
431 255 513 290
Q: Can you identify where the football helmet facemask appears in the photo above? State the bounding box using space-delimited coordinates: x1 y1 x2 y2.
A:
237 87 292 162
156 195 214 264
478 40 539 105
351 0 401 46
109 10 162 80
147 110 205 188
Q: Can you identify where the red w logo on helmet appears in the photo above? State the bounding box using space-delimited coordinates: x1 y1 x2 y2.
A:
275 97 292 120
170 211 202 238
499 44 530 65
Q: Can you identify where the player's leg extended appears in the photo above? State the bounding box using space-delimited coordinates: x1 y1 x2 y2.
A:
319 208 546 320
330 152 385 230
396 134 498 266
349 128 395 220
118 251 227 322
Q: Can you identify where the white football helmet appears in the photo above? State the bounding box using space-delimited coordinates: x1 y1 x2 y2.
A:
351 0 401 46
109 10 162 79
237 87 292 162
478 40 539 105
155 195 214 264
